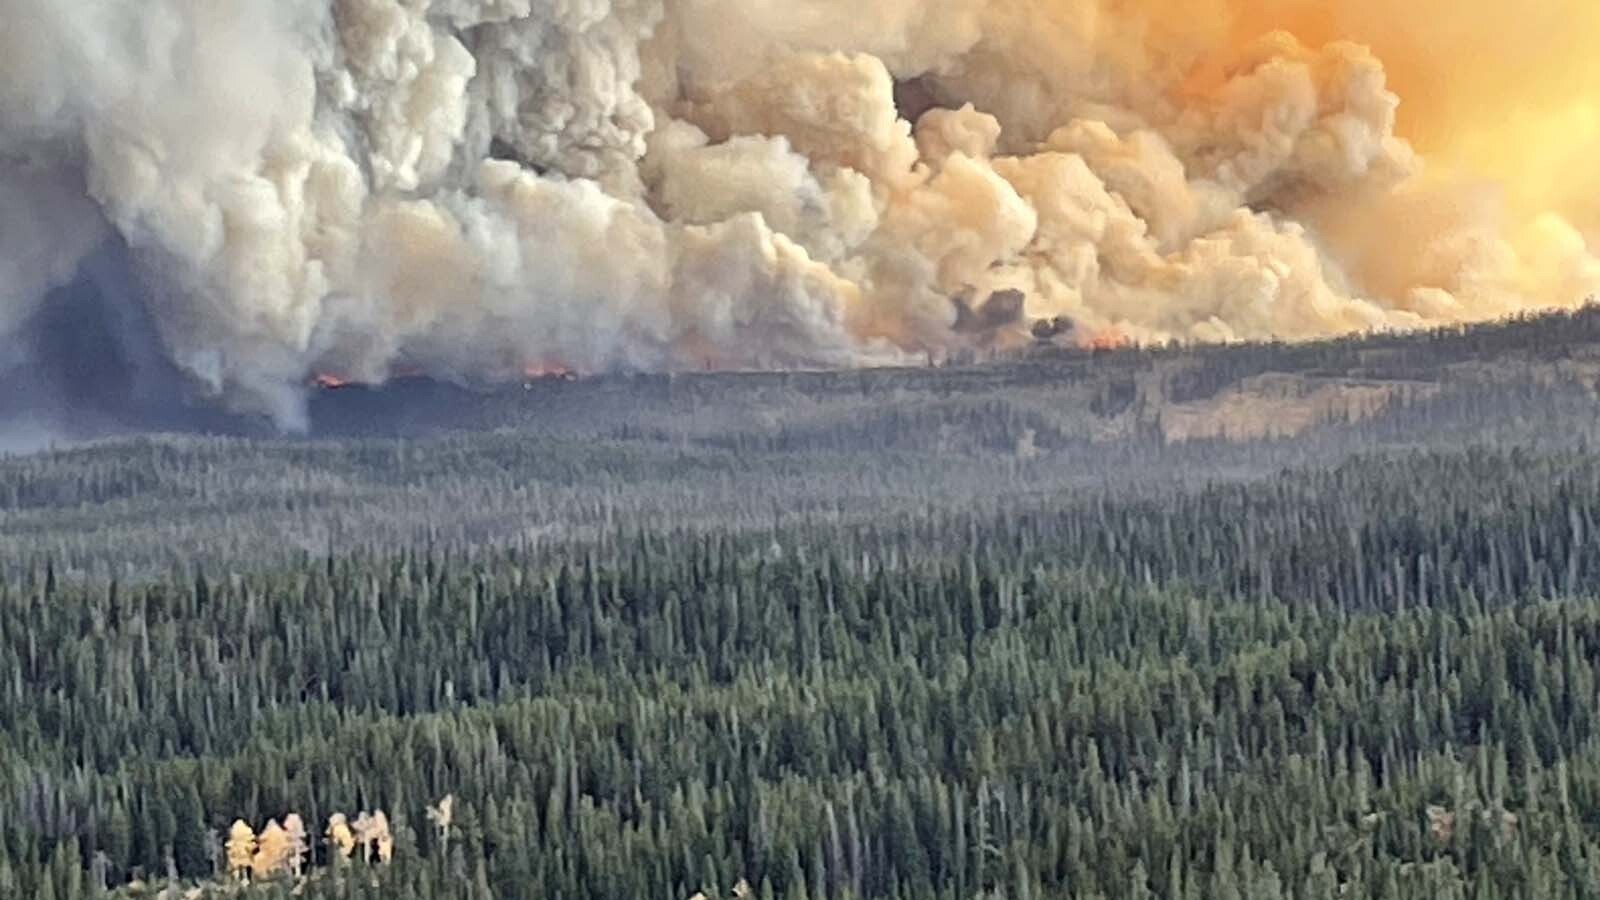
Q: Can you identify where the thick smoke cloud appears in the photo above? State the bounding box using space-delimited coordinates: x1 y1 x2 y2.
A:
1 0 1596 427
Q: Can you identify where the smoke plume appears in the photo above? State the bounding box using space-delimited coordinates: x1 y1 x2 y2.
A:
2 0 1596 427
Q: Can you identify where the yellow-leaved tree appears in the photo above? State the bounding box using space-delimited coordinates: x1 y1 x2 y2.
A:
426 795 455 852
282 813 309 877
374 810 394 863
224 821 256 883
353 811 394 863
253 819 292 880
327 813 357 861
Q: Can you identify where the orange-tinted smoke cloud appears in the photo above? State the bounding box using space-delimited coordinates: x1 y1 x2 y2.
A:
1151 0 1600 233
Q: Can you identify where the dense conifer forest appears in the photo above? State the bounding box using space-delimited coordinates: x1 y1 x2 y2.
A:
9 312 1600 897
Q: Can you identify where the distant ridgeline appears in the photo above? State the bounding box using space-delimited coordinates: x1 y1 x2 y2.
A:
8 308 1600 579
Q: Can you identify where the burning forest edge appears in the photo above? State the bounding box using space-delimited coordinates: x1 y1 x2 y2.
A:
5 300 1598 453
10 302 1600 580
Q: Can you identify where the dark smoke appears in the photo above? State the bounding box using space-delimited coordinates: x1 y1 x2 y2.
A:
0 239 253 451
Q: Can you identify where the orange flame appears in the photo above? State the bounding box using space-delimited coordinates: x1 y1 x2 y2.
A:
312 373 353 390
1086 327 1129 351
522 364 577 381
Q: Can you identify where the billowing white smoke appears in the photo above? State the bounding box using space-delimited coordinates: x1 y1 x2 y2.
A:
1 0 1595 427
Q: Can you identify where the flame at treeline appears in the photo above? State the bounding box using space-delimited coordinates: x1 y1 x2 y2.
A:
2 0 1595 427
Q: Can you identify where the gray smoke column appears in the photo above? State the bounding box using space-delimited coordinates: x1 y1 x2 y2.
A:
2 0 1596 428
